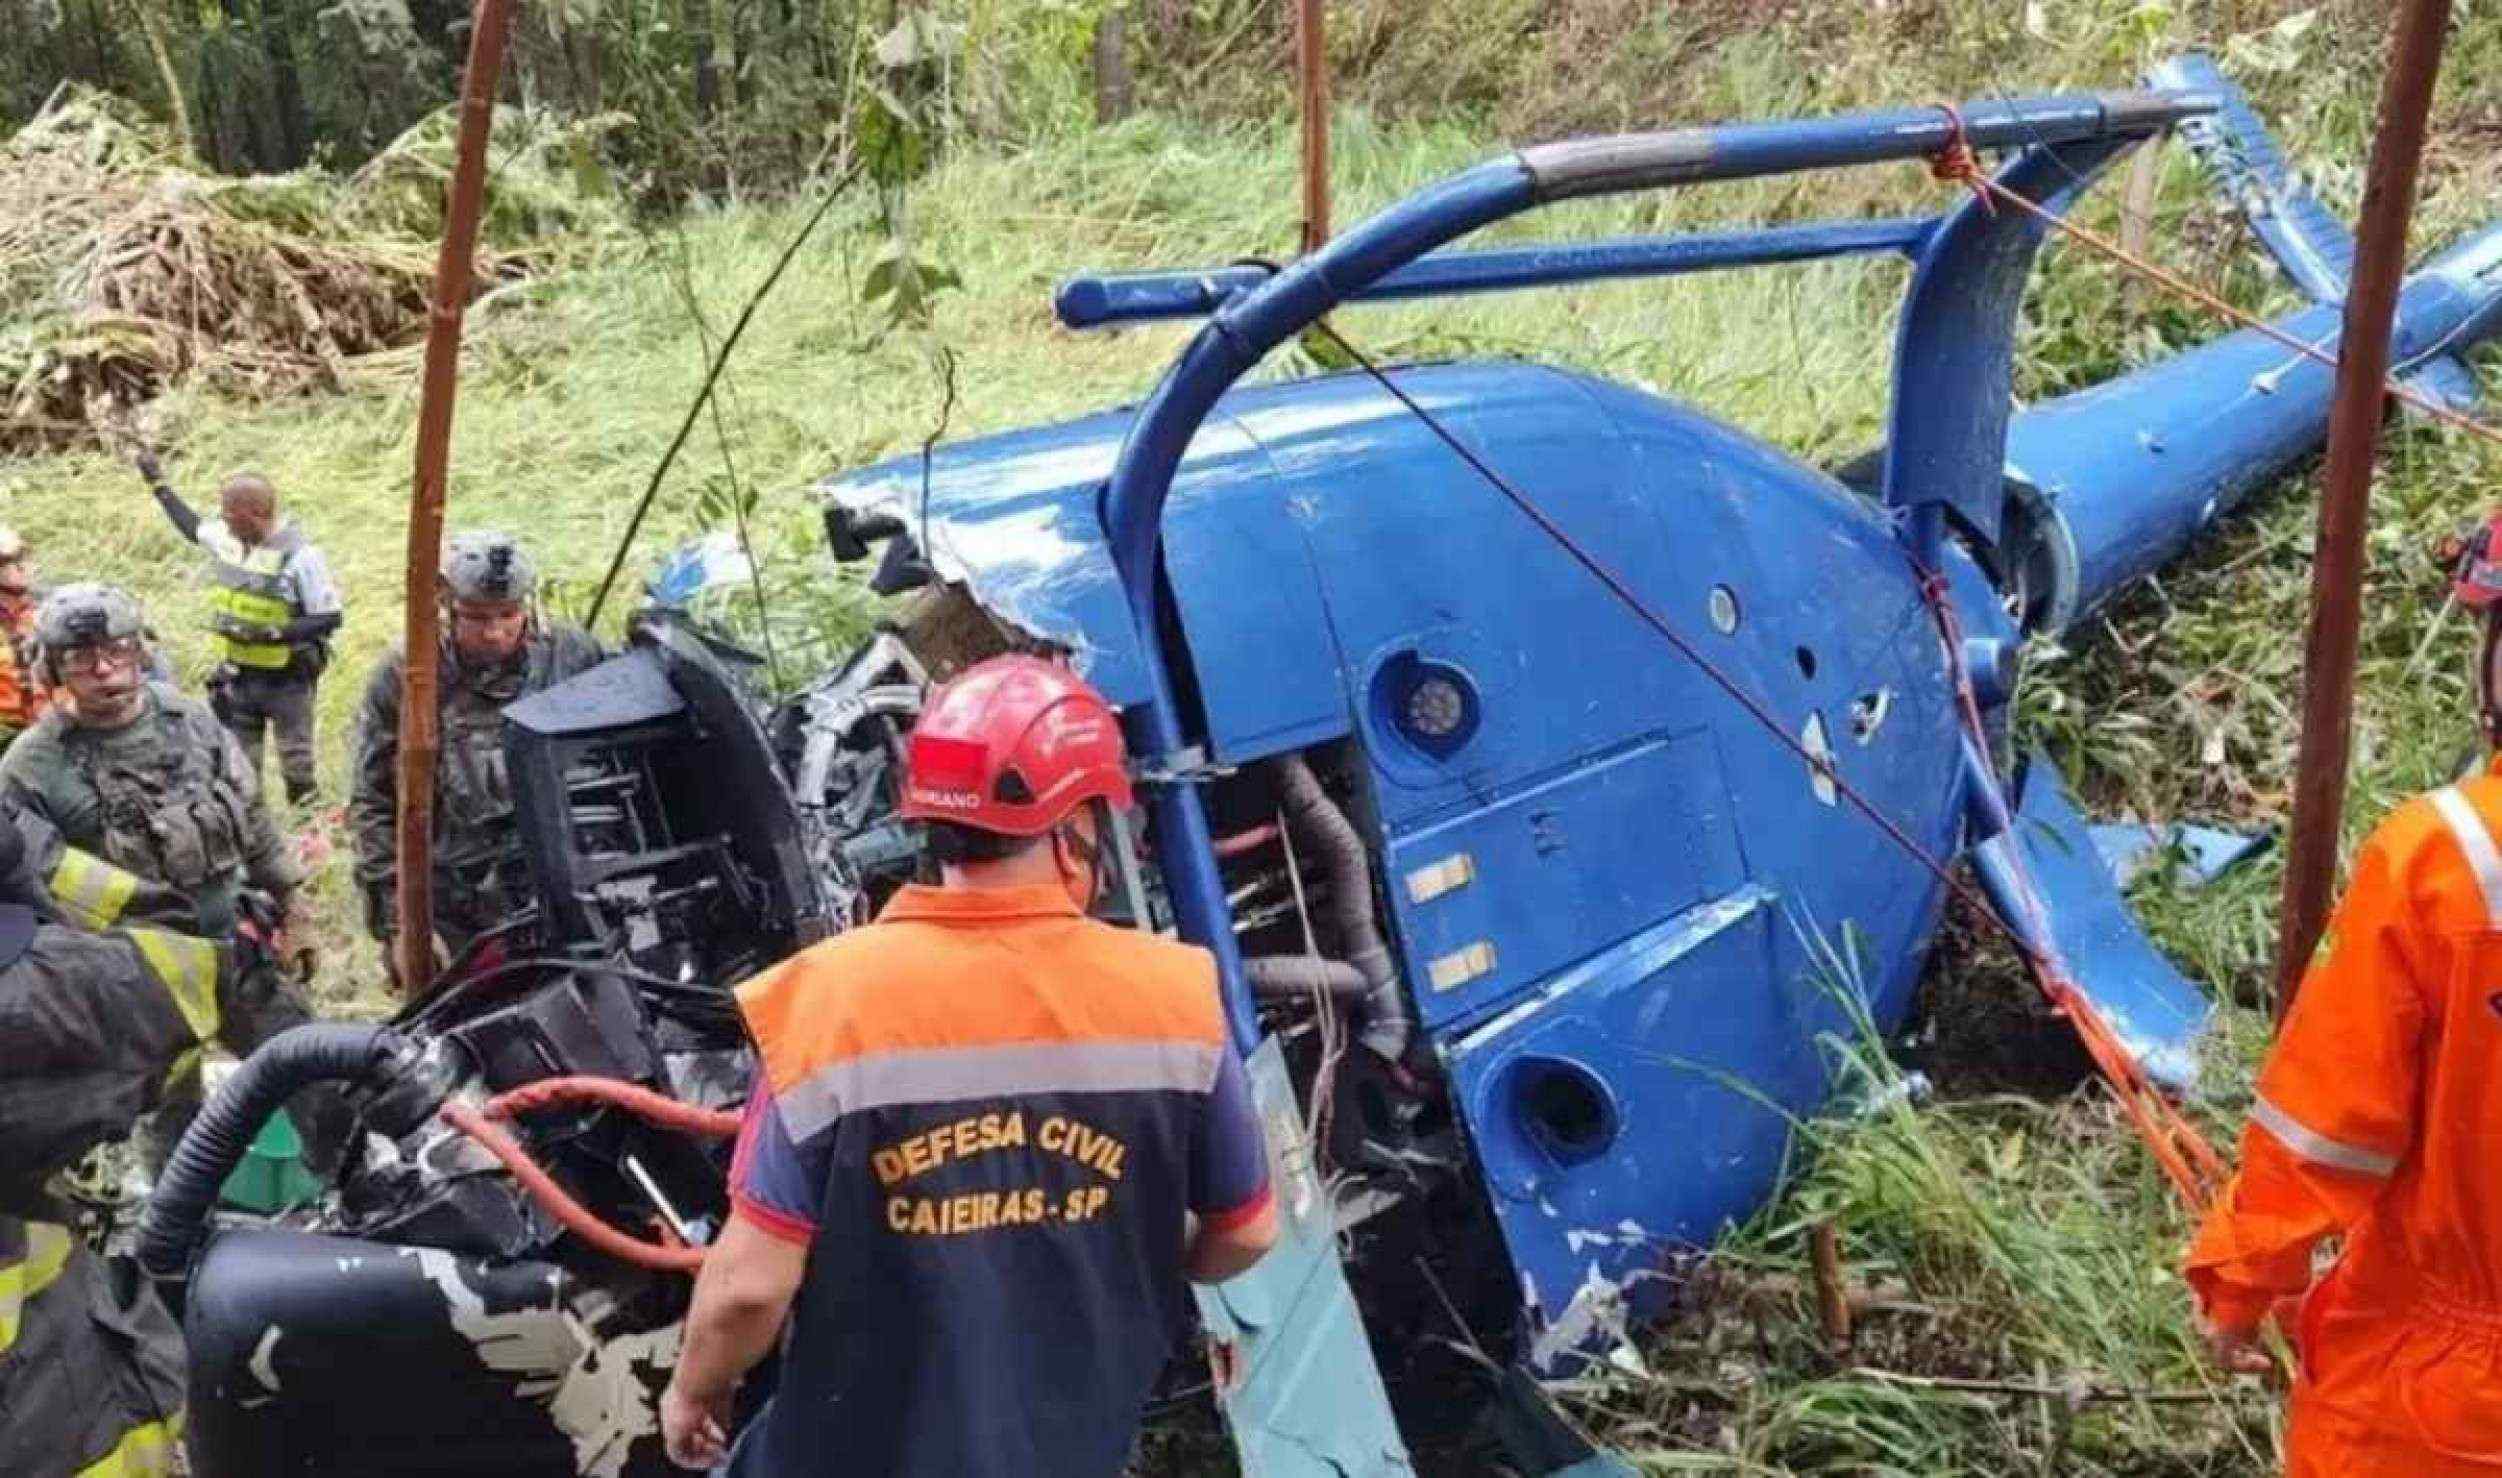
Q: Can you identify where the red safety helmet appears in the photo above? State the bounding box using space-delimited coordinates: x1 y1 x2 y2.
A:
2455 509 2502 611
898 655 1134 836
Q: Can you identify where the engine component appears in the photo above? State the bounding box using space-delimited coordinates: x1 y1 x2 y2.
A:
1273 756 1413 1062
775 629 927 923
137 1022 399 1283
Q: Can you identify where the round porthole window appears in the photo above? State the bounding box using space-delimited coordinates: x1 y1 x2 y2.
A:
1371 651 1482 759
1708 585 1740 635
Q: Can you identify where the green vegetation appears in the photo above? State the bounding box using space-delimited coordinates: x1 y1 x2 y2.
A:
9 0 2502 1470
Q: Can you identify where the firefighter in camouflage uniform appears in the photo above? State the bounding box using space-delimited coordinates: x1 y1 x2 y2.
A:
349 530 601 989
0 808 306 1477
0 585 325 1172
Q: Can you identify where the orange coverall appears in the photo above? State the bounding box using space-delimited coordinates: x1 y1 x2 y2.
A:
2188 761 2502 1474
0 591 43 733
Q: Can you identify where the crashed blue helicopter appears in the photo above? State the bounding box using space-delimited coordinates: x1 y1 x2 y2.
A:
159 54 2502 1478
818 53 2502 1469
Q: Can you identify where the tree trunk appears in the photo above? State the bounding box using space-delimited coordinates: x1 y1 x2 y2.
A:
578 21 603 114
127 0 198 158
1092 5 1131 124
690 0 725 191
82 0 118 90
194 48 230 171
259 0 313 166
692 0 719 122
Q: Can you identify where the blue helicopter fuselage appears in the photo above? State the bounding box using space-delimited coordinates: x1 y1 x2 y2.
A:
822 64 2502 1474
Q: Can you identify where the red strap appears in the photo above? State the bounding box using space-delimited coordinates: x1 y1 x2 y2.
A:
442 1100 707 1273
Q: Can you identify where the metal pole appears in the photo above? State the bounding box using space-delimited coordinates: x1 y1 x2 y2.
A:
1295 0 1328 253
398 0 514 996
2274 0 2453 1016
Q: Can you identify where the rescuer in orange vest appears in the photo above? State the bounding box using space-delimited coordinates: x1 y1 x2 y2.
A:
661 656 1278 1475
2186 508 2502 1474
0 526 48 742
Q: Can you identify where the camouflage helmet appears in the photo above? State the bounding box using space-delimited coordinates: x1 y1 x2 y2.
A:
32 583 144 679
442 530 538 604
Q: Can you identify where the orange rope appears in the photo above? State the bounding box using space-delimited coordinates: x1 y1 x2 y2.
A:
2050 978 2230 1205
1926 105 2502 450
1927 102 1996 217
1911 553 2230 1212
1902 106 2472 1214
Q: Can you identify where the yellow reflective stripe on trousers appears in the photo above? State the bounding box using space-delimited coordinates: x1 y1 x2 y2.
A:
75 1412 184 1477
129 928 220 1043
48 848 138 931
0 1221 76 1352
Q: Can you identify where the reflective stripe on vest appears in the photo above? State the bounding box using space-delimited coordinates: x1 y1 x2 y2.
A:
2431 785 2502 923
128 927 220 1044
2250 1093 2400 1177
74 1412 184 1477
0 1220 75 1353
49 847 138 931
202 522 304 671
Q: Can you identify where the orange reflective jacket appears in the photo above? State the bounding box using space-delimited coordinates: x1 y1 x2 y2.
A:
0 593 44 733
2187 757 2502 1475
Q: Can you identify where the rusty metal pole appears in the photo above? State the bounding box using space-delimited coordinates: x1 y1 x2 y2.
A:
2274 0 2453 1017
1295 0 1328 253
398 0 515 996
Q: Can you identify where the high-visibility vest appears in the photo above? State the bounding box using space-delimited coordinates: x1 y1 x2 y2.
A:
202 521 306 671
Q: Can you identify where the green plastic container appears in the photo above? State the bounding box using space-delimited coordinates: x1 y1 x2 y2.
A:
216 1108 324 1213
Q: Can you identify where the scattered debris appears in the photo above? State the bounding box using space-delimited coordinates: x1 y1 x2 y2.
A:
0 86 618 454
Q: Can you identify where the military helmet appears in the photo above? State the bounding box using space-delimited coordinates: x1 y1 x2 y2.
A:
32 583 144 679
442 530 537 604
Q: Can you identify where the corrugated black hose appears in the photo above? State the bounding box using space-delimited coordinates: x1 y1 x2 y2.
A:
1273 756 1414 1061
136 1023 400 1282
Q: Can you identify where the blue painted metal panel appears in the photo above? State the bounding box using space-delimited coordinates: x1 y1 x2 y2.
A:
820 384 1362 761
2151 54 2354 304
1884 134 2142 551
1971 753 2212 1088
2008 269 2502 633
1442 889 1820 1364
1384 732 1745 1032
1054 219 1935 329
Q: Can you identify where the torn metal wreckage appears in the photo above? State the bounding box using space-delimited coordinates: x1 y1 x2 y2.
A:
141 54 2502 1476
